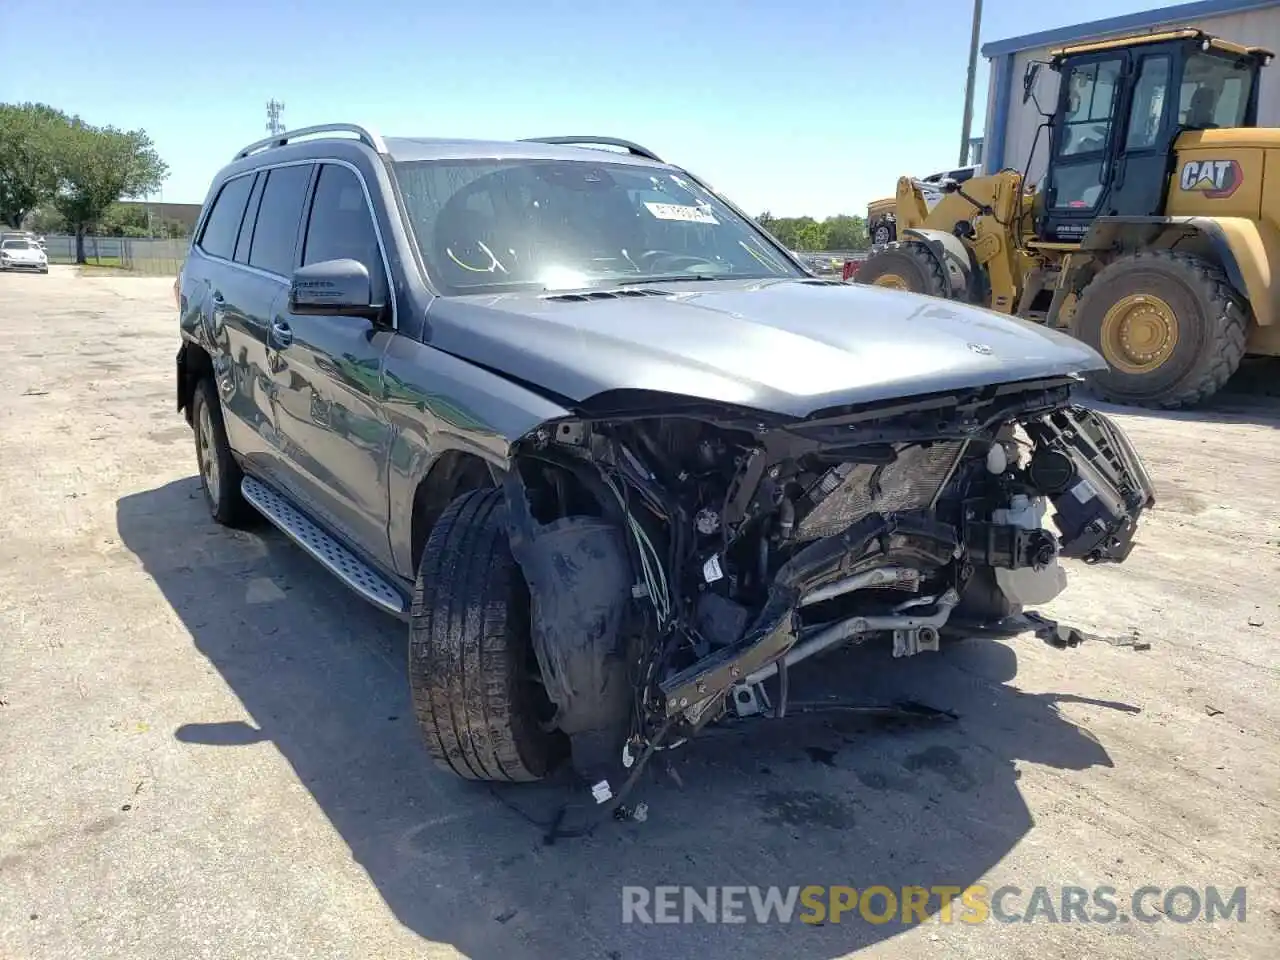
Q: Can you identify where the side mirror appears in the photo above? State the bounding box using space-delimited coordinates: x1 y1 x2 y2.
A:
289 259 380 319
1022 62 1042 104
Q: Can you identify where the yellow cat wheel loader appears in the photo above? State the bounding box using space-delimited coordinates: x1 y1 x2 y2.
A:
857 29 1280 408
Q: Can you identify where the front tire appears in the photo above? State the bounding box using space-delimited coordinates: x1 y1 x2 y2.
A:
855 241 949 297
191 377 253 526
409 489 567 782
1073 251 1249 408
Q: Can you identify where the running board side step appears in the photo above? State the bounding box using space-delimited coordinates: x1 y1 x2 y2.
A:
241 476 407 615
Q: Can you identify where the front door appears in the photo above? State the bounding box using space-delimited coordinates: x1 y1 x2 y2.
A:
1039 53 1127 242
267 162 397 569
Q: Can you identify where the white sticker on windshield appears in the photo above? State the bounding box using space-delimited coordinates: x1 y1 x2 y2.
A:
644 201 718 225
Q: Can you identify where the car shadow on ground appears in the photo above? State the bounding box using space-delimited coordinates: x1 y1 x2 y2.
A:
117 477 1130 960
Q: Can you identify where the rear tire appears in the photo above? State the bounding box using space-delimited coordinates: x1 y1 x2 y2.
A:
191 377 253 527
1073 251 1248 408
855 241 949 297
409 489 567 782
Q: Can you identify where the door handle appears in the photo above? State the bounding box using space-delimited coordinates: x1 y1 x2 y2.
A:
270 320 293 348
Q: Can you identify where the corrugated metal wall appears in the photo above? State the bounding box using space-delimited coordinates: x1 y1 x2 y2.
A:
982 7 1280 186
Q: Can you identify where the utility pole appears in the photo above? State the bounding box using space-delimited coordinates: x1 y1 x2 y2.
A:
959 0 984 166
266 99 286 136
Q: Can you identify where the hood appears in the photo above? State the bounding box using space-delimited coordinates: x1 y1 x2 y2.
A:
425 279 1106 418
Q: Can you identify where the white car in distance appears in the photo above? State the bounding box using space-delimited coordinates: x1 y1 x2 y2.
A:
0 238 49 274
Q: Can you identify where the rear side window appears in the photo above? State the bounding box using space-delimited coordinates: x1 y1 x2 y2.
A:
248 164 312 276
233 174 265 264
302 164 387 302
198 174 254 260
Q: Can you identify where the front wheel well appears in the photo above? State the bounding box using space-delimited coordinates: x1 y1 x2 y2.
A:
1076 220 1249 307
410 451 496 573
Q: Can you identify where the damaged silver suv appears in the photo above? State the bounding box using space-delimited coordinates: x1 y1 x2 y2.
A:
176 124 1155 799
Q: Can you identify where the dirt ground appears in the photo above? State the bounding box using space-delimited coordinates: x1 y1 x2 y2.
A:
1 266 1278 960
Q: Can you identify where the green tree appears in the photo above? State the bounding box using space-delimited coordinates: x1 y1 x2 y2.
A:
0 103 70 228
789 217 829 251
26 206 67 234
823 214 868 251
754 212 871 252
54 121 167 262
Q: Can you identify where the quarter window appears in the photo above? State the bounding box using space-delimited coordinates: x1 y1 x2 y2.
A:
248 164 312 276
198 174 253 260
233 174 265 265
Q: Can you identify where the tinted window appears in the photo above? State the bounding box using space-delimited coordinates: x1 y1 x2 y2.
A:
1126 56 1170 150
302 164 386 302
199 174 254 260
248 164 312 276
234 174 265 264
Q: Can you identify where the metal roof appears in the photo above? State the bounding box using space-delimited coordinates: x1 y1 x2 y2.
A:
981 0 1280 58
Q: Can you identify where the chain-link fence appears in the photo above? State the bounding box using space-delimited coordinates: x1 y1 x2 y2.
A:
42 235 188 276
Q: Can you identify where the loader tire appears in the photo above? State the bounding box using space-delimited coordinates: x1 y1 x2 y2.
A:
855 241 949 298
409 488 567 782
1073 251 1249 409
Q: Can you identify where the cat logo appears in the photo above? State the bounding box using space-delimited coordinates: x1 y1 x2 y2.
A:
1179 159 1242 199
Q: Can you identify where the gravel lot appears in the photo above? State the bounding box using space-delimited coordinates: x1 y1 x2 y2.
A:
1 266 1278 960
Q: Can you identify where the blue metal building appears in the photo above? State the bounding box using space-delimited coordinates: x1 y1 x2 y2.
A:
980 0 1280 179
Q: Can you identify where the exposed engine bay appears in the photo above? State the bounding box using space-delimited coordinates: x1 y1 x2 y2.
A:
498 376 1155 793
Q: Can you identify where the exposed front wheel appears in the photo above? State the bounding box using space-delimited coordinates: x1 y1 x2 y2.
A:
409 489 567 782
1073 251 1249 408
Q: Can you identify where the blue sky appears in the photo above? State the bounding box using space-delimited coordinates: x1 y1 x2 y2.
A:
3 0 1172 216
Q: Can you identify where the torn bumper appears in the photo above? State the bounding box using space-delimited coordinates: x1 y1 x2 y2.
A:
658 512 960 720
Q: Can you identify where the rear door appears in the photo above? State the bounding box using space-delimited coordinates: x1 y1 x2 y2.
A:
183 171 284 477
267 161 396 566
227 161 316 493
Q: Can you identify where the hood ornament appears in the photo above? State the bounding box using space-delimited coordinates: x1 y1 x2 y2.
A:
967 342 993 356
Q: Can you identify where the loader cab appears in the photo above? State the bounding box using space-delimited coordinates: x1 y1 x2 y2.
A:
1036 31 1269 243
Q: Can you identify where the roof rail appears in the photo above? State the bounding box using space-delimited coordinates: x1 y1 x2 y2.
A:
233 123 387 161
519 136 663 163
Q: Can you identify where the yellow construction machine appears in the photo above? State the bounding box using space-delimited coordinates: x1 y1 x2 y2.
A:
857 29 1280 408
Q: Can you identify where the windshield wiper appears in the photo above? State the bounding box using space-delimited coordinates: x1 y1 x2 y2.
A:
613 274 740 287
